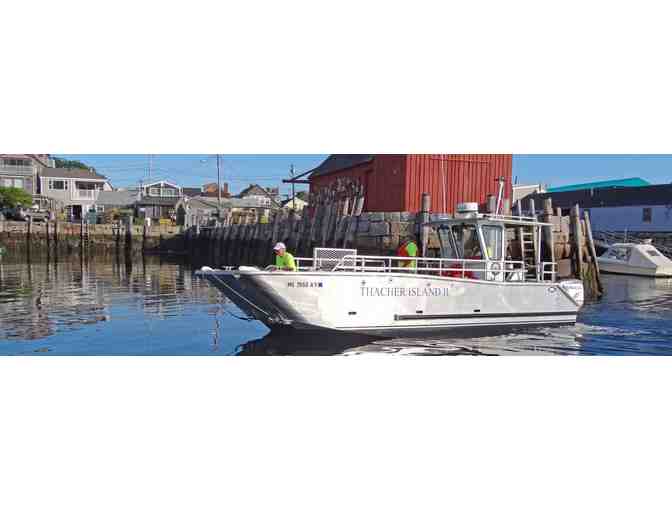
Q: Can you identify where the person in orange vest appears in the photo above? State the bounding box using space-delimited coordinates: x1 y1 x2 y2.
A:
397 237 419 270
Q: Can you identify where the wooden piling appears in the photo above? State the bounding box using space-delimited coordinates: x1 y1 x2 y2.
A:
271 210 281 246
321 199 335 246
420 193 431 257
570 204 585 279
583 210 604 295
343 194 365 249
542 198 556 278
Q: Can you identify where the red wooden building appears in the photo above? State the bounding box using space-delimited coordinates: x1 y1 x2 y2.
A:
303 154 512 214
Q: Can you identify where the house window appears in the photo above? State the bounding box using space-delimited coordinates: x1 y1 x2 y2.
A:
1 178 23 188
96 205 105 213
49 179 68 190
2 158 31 166
161 188 177 197
149 187 160 196
643 208 652 223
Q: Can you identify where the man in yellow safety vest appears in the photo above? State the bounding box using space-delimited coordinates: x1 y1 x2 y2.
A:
273 242 297 271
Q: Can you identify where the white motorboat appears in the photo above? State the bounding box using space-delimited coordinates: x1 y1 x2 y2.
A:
197 207 585 337
597 242 672 278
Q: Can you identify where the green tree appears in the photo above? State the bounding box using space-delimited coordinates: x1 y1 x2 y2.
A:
53 157 93 170
0 187 32 208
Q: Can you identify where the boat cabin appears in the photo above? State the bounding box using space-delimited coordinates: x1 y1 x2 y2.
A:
430 212 553 282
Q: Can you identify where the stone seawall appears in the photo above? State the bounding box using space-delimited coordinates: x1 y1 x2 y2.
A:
0 220 186 257
188 210 444 268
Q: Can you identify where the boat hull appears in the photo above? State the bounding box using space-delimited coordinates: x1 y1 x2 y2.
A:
198 268 584 338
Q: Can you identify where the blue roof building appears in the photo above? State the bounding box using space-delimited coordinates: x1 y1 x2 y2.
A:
548 177 651 193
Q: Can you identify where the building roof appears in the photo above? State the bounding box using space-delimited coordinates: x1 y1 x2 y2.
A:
308 154 374 179
237 184 281 206
182 187 202 197
136 196 180 206
184 196 219 209
185 195 276 209
0 154 52 168
531 184 672 209
96 190 137 207
142 180 180 189
547 177 651 193
238 184 270 196
41 167 108 180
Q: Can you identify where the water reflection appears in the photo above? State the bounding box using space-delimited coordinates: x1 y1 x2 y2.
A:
0 254 671 355
0 254 230 353
236 327 582 356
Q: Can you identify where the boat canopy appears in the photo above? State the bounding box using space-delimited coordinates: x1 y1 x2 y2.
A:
427 214 553 228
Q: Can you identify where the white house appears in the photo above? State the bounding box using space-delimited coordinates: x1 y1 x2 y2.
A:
136 181 183 224
39 167 112 219
281 196 308 211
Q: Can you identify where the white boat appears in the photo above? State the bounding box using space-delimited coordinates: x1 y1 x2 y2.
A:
597 242 672 278
197 207 585 338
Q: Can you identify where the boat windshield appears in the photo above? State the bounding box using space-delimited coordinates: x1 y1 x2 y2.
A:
481 225 503 260
605 246 632 261
438 225 483 259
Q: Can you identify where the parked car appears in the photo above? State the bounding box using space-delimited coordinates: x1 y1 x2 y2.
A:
2 206 48 222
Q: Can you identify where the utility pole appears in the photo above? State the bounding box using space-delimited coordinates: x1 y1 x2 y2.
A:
290 164 296 210
216 154 222 205
216 154 223 226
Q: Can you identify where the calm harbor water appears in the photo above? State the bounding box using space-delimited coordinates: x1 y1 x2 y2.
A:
0 255 671 355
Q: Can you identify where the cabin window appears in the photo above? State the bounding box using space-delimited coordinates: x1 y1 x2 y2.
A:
450 225 483 259
481 225 504 260
643 208 652 223
605 247 632 262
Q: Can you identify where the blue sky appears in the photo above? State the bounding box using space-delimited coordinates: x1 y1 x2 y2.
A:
58 154 672 198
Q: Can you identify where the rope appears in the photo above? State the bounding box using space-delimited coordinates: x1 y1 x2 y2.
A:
207 272 272 318
224 307 256 322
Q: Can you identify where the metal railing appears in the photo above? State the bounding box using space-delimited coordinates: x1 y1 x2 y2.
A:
286 254 557 282
75 189 97 199
540 262 558 282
